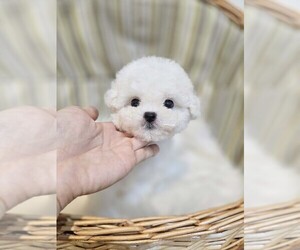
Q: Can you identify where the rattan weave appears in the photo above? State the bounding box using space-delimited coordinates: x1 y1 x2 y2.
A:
0 214 55 249
57 200 243 249
245 200 300 250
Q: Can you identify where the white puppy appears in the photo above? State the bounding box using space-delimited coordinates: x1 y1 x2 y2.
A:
105 56 200 142
84 57 242 218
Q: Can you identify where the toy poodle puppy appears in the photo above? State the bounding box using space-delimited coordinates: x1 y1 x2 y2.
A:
105 56 200 142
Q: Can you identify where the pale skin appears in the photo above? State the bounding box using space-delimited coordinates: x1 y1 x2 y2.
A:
57 106 159 213
0 106 56 212
0 106 159 215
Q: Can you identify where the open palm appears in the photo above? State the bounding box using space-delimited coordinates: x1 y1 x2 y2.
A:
57 107 159 212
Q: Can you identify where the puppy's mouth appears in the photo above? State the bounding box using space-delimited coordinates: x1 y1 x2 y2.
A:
143 122 156 130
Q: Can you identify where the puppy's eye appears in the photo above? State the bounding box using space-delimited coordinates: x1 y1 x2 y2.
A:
131 98 140 107
164 99 174 109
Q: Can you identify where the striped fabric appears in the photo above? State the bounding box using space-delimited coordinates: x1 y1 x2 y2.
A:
57 0 244 166
0 0 56 109
245 5 300 168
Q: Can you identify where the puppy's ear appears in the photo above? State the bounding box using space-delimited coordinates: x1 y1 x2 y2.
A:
188 94 201 119
104 82 119 112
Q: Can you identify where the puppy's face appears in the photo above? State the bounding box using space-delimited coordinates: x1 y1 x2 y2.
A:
105 57 200 142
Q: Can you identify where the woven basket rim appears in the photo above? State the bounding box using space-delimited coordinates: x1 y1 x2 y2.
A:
2 200 299 249
245 199 300 250
56 199 244 249
246 0 300 27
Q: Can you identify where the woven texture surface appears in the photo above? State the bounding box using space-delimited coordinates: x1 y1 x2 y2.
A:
57 200 244 249
0 214 55 249
1 200 300 249
245 200 300 250
1 200 299 249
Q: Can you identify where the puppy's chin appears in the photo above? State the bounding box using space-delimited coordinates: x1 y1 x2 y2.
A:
118 124 173 142
112 117 171 142
135 128 170 142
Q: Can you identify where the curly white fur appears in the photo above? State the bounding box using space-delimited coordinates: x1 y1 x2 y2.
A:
105 56 200 142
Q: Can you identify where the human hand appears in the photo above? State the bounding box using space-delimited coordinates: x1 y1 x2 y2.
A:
57 106 159 213
0 106 56 215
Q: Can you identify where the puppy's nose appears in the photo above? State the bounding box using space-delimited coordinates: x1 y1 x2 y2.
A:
144 112 157 123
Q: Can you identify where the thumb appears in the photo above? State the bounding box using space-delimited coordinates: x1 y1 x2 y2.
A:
135 144 160 164
83 106 99 121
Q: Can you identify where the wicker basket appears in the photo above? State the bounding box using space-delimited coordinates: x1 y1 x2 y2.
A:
244 1 300 249
245 200 300 250
0 214 56 249
1 201 299 249
57 200 244 249
0 201 243 250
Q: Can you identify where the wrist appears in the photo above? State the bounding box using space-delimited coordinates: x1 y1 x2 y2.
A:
0 163 36 211
57 158 82 213
57 186 73 214
0 186 32 212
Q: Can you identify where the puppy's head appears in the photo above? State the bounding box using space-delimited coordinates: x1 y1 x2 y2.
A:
105 57 200 142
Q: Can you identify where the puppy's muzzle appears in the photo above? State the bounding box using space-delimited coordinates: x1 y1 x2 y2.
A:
144 112 157 123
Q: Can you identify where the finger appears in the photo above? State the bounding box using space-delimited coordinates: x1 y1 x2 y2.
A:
123 132 133 138
83 106 99 120
135 144 159 164
130 138 148 151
